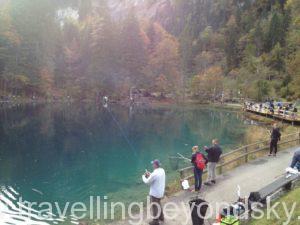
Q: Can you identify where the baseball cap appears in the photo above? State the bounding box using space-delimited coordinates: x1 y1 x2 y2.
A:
151 159 161 167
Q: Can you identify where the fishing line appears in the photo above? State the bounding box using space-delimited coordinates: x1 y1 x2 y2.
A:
104 105 138 156
177 153 190 162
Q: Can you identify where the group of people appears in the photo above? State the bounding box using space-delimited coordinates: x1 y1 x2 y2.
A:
140 123 300 225
76 131 297 225
141 139 222 225
191 139 223 192
244 101 298 118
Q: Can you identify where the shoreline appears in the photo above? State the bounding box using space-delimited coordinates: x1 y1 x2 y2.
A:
0 98 243 108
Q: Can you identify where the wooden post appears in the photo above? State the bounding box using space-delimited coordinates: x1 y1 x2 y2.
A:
245 146 248 163
219 157 224 175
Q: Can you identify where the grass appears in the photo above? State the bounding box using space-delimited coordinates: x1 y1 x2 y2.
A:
247 187 300 225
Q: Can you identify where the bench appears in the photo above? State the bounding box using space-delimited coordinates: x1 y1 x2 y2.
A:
249 173 300 204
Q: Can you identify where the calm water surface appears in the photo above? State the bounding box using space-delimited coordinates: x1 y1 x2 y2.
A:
0 104 252 224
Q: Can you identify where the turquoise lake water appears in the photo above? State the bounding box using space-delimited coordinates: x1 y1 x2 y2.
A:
0 104 253 224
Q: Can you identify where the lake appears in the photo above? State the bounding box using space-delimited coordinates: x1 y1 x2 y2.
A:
0 103 255 224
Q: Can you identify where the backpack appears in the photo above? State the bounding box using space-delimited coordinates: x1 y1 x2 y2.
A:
195 153 206 170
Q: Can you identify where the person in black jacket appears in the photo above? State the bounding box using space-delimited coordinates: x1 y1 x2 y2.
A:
204 139 222 185
269 123 281 156
191 146 207 192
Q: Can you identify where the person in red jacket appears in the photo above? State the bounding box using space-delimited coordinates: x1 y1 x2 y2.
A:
191 146 207 192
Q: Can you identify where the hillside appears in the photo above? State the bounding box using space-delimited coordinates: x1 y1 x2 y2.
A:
0 0 299 102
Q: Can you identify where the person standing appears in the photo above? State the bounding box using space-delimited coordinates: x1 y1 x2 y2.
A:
269 123 281 156
290 149 300 170
142 159 165 225
204 139 222 185
191 146 207 192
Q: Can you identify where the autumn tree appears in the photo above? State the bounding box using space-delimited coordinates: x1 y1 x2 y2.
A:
39 68 54 98
286 0 300 98
119 9 147 88
87 1 118 95
0 1 22 93
224 15 240 72
191 66 223 101
144 23 183 96
264 12 286 52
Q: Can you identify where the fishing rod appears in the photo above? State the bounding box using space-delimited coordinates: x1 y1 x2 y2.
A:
104 104 138 156
177 153 191 162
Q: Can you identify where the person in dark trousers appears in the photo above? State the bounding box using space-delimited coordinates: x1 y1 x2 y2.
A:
290 149 300 170
191 146 207 192
269 123 281 156
204 139 222 185
142 159 165 225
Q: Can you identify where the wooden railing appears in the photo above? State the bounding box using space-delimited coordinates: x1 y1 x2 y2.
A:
245 106 300 124
179 132 300 180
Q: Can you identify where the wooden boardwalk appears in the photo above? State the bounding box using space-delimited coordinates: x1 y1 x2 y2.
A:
244 107 300 125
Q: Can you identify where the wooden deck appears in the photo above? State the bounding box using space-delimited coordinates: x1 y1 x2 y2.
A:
245 107 300 125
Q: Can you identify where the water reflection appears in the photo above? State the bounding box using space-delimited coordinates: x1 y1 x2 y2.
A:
0 103 250 224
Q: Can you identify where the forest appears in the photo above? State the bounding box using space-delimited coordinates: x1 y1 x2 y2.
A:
0 0 299 102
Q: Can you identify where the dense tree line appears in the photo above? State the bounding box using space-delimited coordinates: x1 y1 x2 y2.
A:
0 0 299 102
165 0 300 101
0 0 182 101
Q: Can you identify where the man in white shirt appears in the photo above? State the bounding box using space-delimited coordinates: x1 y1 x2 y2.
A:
142 159 166 225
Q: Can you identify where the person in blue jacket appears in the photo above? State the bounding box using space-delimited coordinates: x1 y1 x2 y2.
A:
291 149 300 171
